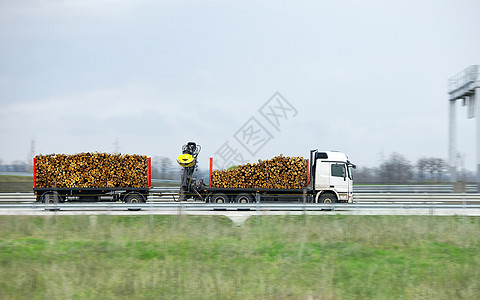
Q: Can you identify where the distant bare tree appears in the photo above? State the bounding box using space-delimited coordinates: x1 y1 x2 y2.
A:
416 158 428 182
151 156 162 178
431 158 447 182
151 156 176 179
378 153 413 184
353 167 378 183
425 159 435 181
160 157 173 179
420 158 447 182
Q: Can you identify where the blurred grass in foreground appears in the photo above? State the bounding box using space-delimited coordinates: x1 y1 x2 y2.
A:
0 215 479 299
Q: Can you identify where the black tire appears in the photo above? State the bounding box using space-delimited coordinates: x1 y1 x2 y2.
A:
42 192 62 204
125 193 145 203
211 193 229 204
319 193 337 204
234 193 252 204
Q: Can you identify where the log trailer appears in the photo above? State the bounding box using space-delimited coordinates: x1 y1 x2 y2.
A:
177 142 356 204
33 156 151 204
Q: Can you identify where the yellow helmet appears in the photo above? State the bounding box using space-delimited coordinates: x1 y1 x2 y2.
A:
177 153 195 167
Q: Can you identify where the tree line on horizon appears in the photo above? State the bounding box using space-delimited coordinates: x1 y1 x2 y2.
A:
353 152 475 184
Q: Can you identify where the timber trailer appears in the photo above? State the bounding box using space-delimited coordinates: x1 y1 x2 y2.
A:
33 157 151 204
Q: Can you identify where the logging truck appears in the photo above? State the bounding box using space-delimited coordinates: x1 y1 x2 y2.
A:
178 142 356 204
32 142 355 205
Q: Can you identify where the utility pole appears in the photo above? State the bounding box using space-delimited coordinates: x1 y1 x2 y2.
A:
27 139 35 172
113 138 120 154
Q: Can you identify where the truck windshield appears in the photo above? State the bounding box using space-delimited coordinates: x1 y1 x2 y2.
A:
347 165 354 180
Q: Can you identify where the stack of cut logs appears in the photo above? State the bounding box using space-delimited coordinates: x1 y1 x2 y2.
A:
34 153 148 188
211 156 307 189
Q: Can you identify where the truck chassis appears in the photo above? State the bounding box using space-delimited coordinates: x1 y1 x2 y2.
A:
197 187 341 204
34 187 150 204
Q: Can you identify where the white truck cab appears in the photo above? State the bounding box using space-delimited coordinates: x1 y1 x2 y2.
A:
310 150 355 203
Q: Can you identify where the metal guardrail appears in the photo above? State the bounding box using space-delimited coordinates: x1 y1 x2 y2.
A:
0 202 479 211
157 185 480 194
2 185 477 200
353 193 480 203
0 193 34 199
2 192 480 203
147 185 480 194
354 184 478 193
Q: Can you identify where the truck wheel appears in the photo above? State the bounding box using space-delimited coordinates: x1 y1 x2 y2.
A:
234 193 252 204
125 193 145 203
319 193 337 204
211 193 229 204
42 192 62 204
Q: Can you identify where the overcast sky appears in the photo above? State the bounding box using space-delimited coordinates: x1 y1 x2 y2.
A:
1 0 479 172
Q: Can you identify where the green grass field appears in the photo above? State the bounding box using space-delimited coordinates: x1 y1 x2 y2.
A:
0 175 33 193
0 215 479 299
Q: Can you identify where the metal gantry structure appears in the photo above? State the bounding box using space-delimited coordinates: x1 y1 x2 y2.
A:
448 65 480 191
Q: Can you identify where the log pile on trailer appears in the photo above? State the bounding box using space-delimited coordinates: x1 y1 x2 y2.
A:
211 156 307 189
34 153 149 188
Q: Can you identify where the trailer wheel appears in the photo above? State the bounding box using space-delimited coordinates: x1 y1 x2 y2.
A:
42 192 63 204
125 193 145 203
234 193 252 204
42 192 62 211
211 193 229 204
318 193 337 204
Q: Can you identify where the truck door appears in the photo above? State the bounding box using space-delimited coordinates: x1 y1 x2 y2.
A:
314 159 330 190
329 163 349 201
